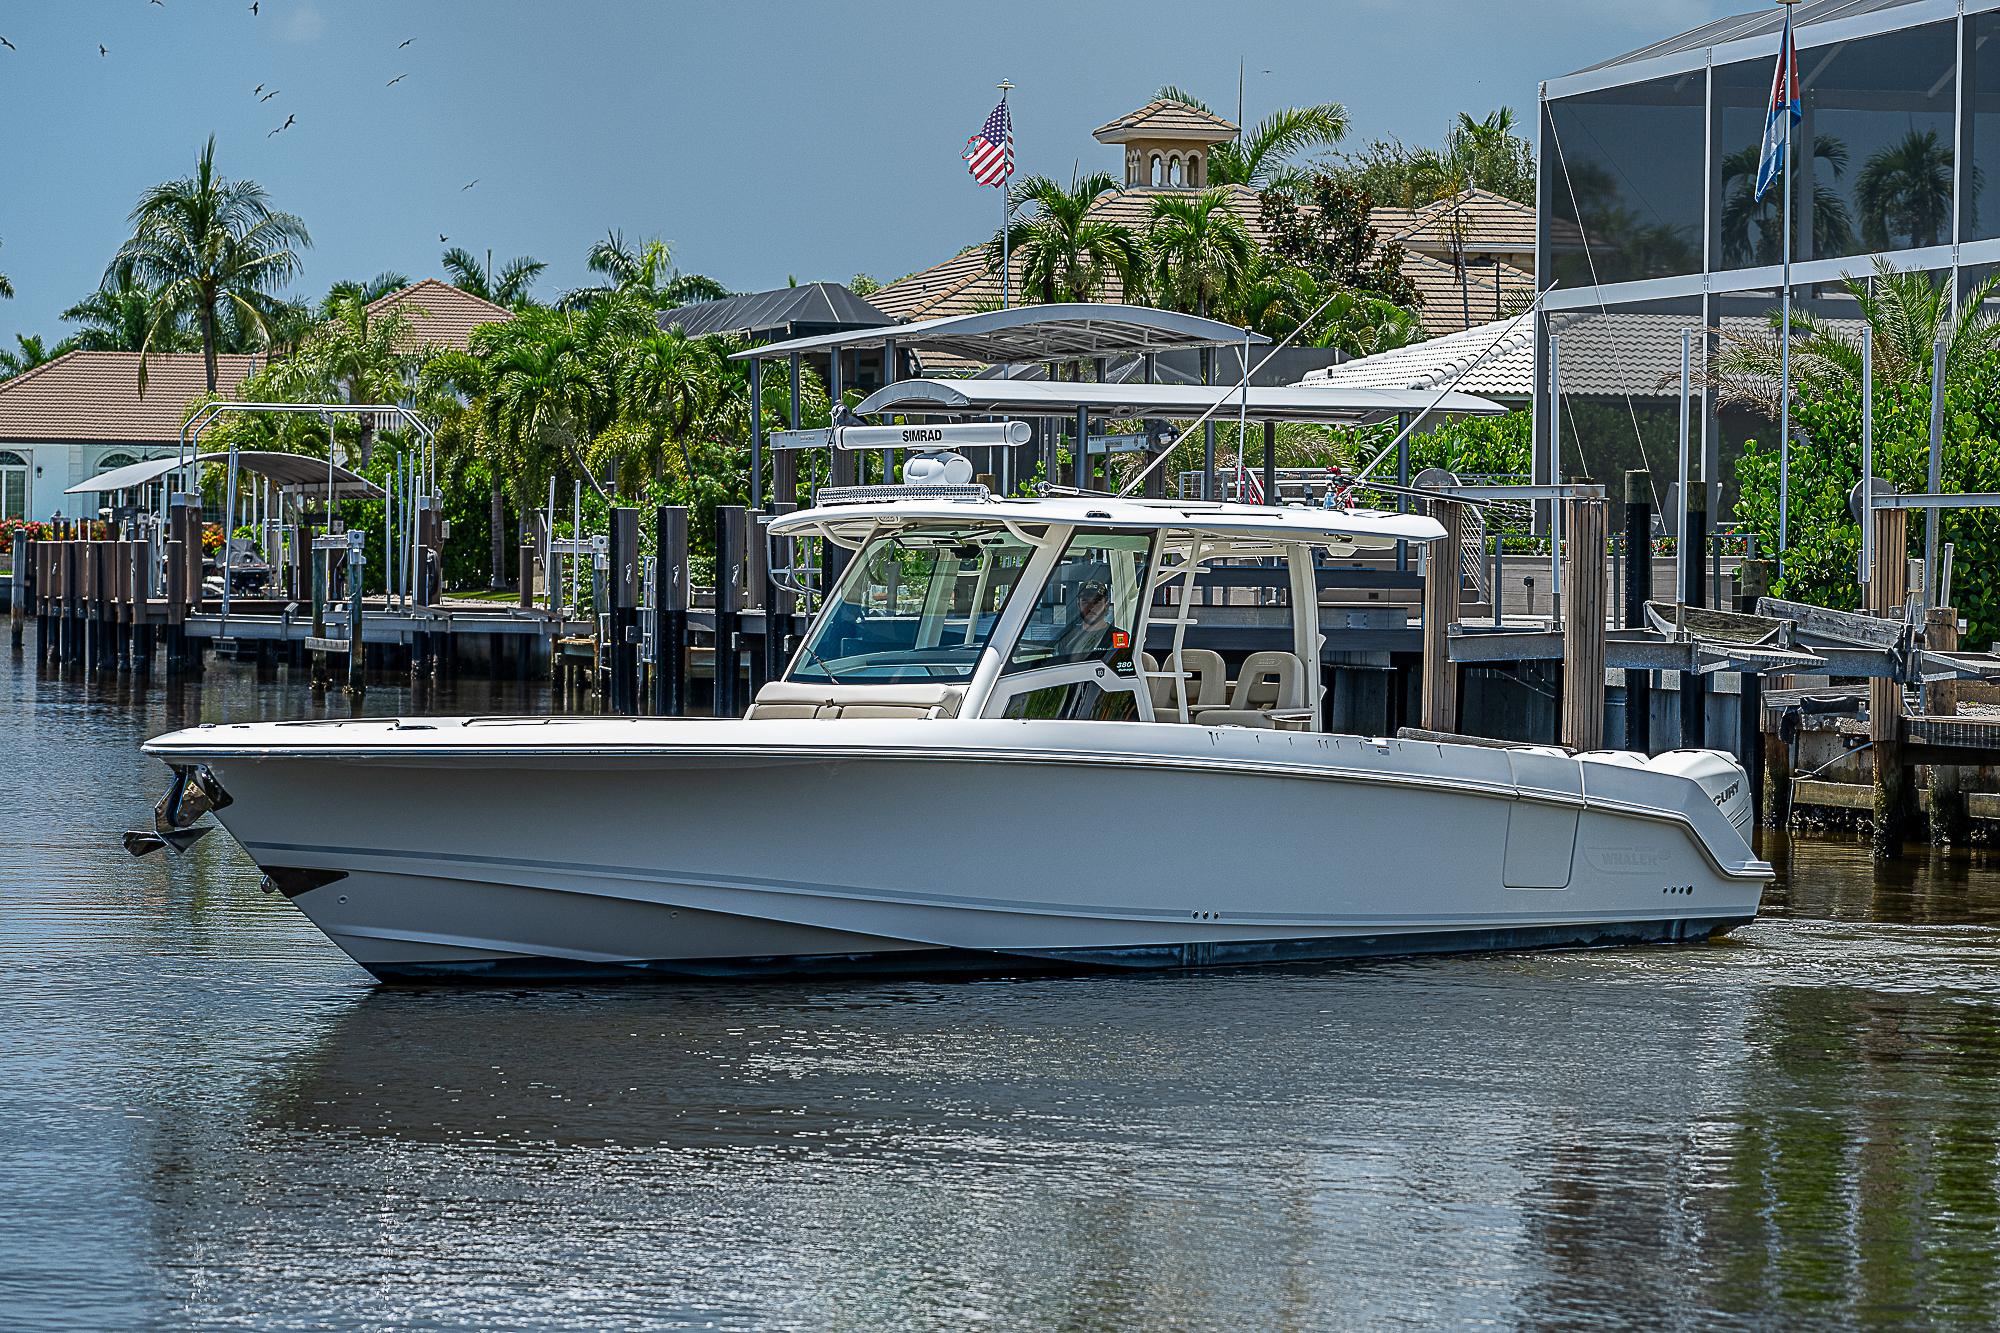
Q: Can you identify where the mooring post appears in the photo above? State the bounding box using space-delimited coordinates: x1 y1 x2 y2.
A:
1420 498 1462 733
1925 604 1967 843
744 507 771 698
1729 556 1771 819
1678 481 1707 749
518 530 536 613
309 530 327 690
652 505 688 716
762 502 798 686
1560 489 1607 752
1621 471 1653 753
10 532 26 650
345 531 366 696
607 506 640 716
1262 421 1278 506
713 505 747 719
1870 503 1912 858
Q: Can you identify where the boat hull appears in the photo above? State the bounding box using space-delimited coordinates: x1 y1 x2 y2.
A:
146 718 1769 983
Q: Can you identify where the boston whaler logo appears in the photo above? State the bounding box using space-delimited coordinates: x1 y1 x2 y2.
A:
1584 845 1673 874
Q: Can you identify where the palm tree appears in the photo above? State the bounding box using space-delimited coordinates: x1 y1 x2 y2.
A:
1151 86 1348 192
320 271 411 314
562 231 728 312
442 246 545 310
1855 129 1953 252
107 135 311 393
1719 136 1854 266
613 326 726 485
1146 189 1253 318
63 272 192 352
986 173 1144 305
0 333 77 380
1209 105 1349 191
1710 257 2000 416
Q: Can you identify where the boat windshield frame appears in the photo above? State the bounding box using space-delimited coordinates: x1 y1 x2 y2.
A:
784 523 1042 686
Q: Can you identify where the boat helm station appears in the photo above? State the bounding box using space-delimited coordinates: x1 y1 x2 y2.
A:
755 424 1445 729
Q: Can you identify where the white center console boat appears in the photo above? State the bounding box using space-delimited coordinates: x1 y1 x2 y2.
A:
142 474 1770 982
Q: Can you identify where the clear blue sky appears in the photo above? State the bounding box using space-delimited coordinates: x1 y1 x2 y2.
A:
0 0 1750 344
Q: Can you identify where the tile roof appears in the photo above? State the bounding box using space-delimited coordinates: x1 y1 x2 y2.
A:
1093 98 1239 143
1301 319 1537 396
0 351 258 443
1376 189 1538 255
1400 254 1536 336
1303 310 1784 401
364 279 513 353
868 185 1271 328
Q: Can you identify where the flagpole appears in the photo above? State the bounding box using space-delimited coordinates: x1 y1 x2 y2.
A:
1778 0 1797 574
998 79 1013 310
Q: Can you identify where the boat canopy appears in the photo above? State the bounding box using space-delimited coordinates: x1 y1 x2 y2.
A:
66 450 385 500
767 492 1446 549
731 303 1268 364
851 377 1506 426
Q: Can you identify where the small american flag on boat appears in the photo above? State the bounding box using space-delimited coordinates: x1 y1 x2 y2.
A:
963 99 1013 187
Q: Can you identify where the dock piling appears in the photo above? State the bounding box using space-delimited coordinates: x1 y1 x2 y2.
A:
607 507 640 715
1420 498 1462 733
1870 503 1913 858
1560 490 1607 752
1678 482 1707 749
1622 471 1652 754
714 505 747 719
652 505 688 716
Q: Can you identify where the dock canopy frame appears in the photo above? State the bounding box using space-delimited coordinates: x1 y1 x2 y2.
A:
729 302 1269 365
66 450 385 501
850 378 1508 427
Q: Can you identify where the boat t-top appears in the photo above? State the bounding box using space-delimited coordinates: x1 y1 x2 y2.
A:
139 446 1770 981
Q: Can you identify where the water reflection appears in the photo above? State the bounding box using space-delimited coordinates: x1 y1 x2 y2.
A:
9 634 2000 1328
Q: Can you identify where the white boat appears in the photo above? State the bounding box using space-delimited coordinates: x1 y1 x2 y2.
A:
142 480 1770 982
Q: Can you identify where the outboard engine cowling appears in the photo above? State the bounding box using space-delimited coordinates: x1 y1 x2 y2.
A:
1644 749 1753 843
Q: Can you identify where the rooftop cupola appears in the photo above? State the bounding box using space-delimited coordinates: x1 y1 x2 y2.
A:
1092 98 1238 190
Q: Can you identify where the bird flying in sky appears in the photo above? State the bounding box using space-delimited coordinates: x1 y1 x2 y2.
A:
399 38 413 49
260 89 278 101
461 179 478 191
0 36 15 52
250 1 259 14
268 114 295 137
387 73 407 87
98 44 108 56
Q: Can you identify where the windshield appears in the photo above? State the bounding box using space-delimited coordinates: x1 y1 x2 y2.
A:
1005 530 1153 675
788 526 1036 684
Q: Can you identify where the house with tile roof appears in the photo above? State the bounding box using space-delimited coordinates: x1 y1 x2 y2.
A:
0 351 259 522
364 278 514 353
870 98 1273 329
870 97 1550 342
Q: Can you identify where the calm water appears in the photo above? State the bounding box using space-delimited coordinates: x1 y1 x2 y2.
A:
4 635 2000 1330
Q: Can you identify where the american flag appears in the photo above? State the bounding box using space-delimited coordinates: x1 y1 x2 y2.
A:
963 99 1013 187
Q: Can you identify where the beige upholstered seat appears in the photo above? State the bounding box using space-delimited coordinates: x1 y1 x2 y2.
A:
1196 651 1310 729
1139 649 1228 719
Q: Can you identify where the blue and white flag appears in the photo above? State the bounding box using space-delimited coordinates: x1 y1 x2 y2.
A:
1754 7 1802 203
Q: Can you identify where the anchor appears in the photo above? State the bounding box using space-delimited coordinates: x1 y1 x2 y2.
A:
124 763 232 857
